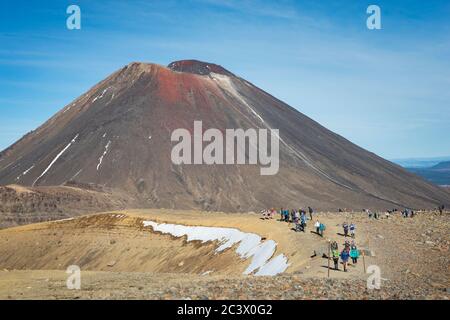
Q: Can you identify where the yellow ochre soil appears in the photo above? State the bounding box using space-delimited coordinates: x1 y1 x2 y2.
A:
0 209 448 299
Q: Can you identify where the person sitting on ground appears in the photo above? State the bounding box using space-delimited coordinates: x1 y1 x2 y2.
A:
340 249 350 272
343 222 349 237
270 208 276 219
261 209 268 219
349 222 356 238
350 242 359 264
296 216 305 232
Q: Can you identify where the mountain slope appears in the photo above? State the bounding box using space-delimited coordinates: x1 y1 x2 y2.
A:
0 60 449 211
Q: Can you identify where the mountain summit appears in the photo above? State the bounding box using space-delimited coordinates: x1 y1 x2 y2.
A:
0 61 449 211
168 59 234 76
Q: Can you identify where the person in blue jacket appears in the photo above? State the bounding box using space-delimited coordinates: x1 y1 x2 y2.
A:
340 249 350 272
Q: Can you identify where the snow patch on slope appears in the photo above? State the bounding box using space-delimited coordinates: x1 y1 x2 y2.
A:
96 141 111 171
142 221 289 276
92 86 112 103
32 134 79 186
15 164 35 181
210 72 352 190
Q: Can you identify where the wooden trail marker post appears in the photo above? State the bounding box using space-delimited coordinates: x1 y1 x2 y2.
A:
327 239 331 278
362 250 366 272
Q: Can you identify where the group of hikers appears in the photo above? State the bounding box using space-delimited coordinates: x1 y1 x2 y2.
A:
261 207 362 272
366 205 447 219
330 239 360 272
261 207 326 235
261 204 447 273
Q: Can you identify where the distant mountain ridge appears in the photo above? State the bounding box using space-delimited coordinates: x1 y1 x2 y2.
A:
392 156 450 169
404 160 450 186
431 161 450 170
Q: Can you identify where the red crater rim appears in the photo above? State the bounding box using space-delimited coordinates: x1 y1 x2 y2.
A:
167 59 234 77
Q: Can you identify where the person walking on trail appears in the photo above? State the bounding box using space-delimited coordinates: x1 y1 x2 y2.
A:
314 220 320 235
349 223 356 238
291 209 296 223
342 222 349 237
332 249 340 270
350 242 359 264
319 222 326 237
340 249 350 272
331 241 338 251
300 211 306 224
294 210 300 224
279 208 284 221
308 207 314 220
344 240 351 254
284 209 290 222
300 211 307 229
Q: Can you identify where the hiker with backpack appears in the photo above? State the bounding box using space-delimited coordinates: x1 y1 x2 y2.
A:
319 222 326 237
314 220 320 235
308 206 314 220
342 222 349 237
300 211 307 231
291 209 297 223
332 248 340 270
284 209 290 222
340 249 350 272
349 223 356 238
349 242 359 264
294 210 300 224
331 241 338 251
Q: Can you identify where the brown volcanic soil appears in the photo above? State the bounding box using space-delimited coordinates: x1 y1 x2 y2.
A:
0 183 138 228
0 209 448 299
0 60 449 214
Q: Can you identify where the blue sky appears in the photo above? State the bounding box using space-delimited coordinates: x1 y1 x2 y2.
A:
0 0 449 159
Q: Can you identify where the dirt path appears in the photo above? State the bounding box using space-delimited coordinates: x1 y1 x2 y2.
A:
0 209 448 299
